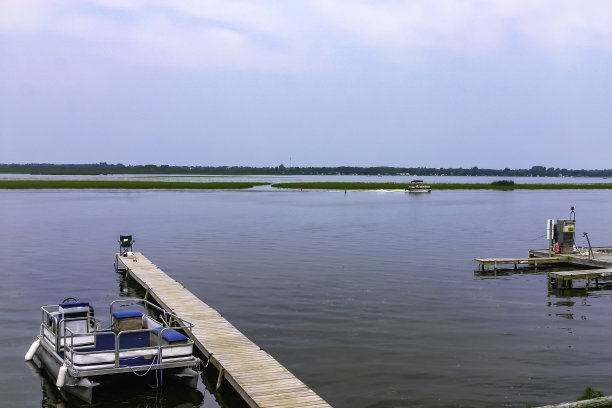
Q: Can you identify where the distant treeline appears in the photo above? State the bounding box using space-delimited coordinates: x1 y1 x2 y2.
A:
2 163 612 177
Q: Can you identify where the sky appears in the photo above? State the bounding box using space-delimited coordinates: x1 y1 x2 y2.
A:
1 0 612 169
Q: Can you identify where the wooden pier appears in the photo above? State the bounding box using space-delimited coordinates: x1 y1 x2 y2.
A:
548 269 612 289
474 256 570 272
115 252 332 408
476 247 612 290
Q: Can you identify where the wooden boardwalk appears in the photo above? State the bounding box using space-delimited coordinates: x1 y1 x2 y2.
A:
548 268 612 289
115 252 332 408
474 256 570 271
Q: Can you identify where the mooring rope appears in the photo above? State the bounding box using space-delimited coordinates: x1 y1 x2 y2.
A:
203 353 212 369
125 344 162 385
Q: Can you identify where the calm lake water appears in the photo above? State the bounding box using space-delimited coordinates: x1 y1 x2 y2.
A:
2 173 611 185
2 187 612 407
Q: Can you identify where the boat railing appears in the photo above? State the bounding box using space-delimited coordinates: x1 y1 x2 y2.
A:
62 324 196 371
40 299 197 372
109 298 195 334
39 306 97 353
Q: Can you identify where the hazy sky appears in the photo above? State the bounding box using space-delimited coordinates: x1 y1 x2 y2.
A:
1 1 612 168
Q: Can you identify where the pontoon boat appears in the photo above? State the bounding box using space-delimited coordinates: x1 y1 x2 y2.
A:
25 298 200 403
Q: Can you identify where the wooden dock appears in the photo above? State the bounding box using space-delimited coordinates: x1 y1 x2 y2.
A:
548 268 612 289
474 256 570 271
115 252 332 408
476 247 612 290
529 248 612 269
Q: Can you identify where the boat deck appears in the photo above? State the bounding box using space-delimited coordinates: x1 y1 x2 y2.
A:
59 330 158 367
115 252 331 408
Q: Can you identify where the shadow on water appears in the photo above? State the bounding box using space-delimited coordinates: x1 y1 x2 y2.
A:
27 357 206 408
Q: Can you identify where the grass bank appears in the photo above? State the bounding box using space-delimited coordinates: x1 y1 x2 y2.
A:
0 180 268 189
271 182 612 190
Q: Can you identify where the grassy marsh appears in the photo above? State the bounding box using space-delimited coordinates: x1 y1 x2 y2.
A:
3 180 612 191
0 180 268 189
271 182 612 190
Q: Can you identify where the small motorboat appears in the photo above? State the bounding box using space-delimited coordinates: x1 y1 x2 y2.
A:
25 298 201 403
406 180 431 193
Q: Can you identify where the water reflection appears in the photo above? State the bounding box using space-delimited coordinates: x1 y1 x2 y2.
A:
27 358 206 408
547 297 591 321
117 270 146 298
25 361 66 408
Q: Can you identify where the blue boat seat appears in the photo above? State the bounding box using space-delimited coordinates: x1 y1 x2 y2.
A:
59 302 90 309
112 310 143 319
112 310 143 332
151 327 188 343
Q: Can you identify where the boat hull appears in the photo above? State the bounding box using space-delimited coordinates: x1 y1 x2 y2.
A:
31 298 201 403
36 344 96 403
35 340 200 403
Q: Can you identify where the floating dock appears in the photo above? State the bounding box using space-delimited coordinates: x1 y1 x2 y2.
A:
529 248 612 269
115 252 332 408
476 248 612 290
532 247 612 290
548 268 612 289
474 256 570 271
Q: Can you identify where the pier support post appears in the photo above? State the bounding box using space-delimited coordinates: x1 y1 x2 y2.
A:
548 276 553 289
216 368 224 391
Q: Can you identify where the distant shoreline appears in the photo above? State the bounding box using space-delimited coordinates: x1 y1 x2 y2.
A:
0 180 267 189
271 182 612 190
2 163 612 178
2 180 612 190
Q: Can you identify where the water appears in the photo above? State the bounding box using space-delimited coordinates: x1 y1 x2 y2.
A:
2 188 612 407
2 173 611 185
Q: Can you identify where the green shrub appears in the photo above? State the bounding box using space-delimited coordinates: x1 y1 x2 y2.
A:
577 386 603 401
491 180 515 187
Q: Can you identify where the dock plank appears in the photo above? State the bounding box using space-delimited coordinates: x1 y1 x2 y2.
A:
475 256 569 264
548 268 612 289
116 252 331 408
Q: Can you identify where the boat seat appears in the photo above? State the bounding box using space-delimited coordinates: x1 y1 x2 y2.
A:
150 327 189 345
112 310 143 332
59 301 90 310
55 301 96 348
59 302 91 319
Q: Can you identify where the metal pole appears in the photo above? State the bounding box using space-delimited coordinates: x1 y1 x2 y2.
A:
547 219 554 256
584 232 593 259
